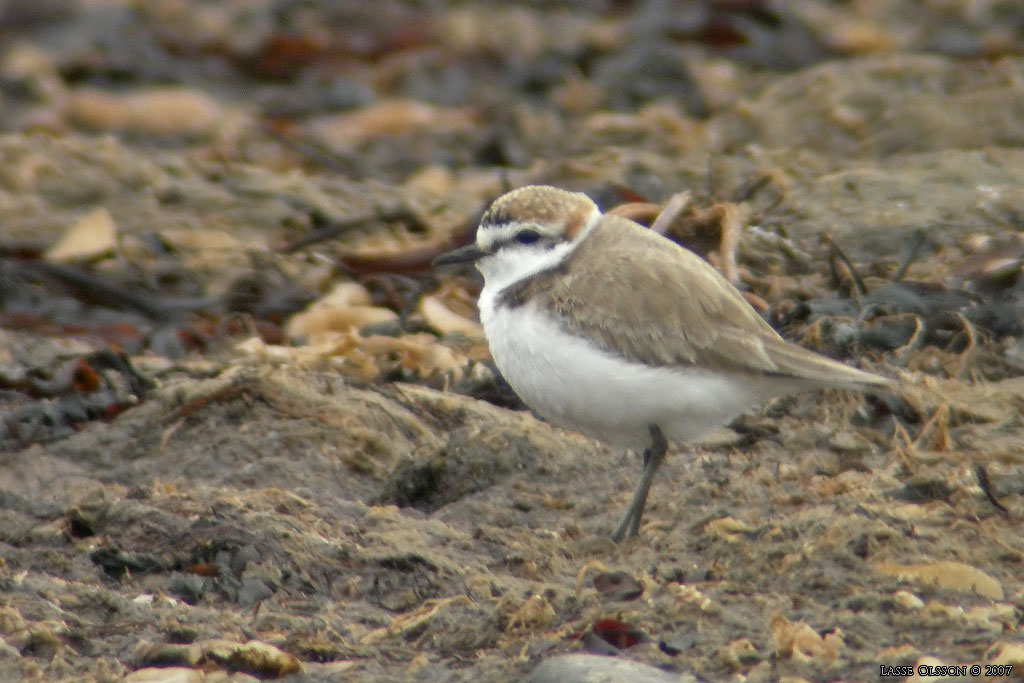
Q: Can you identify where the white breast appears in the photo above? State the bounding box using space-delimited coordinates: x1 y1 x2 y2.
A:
478 294 770 449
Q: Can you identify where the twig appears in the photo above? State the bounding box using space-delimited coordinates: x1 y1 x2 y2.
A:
975 464 1010 516
826 237 868 298
280 206 430 253
891 229 930 282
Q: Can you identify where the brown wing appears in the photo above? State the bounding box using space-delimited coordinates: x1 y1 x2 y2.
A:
508 215 890 389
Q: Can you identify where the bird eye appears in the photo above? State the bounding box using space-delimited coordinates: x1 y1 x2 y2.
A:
514 229 542 245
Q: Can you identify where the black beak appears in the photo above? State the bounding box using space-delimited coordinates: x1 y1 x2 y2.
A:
433 243 486 266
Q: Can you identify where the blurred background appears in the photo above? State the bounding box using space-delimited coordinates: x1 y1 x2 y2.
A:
2 3 1024 680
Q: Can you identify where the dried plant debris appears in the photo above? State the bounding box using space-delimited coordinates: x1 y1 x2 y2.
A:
0 349 153 448
2 1 1024 681
771 236 1024 381
0 251 315 358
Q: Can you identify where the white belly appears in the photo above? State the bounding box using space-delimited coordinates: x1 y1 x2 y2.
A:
480 299 768 449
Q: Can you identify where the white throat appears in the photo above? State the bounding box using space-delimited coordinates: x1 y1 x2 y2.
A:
476 206 601 296
476 241 572 293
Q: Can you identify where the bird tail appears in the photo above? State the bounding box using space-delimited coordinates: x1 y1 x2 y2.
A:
762 336 894 391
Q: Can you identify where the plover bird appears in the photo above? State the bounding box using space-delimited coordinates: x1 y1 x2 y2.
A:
435 185 892 541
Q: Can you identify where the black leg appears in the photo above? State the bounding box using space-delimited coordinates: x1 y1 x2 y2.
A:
610 425 668 542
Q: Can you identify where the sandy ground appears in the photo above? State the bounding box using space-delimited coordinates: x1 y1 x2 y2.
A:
1 2 1023 681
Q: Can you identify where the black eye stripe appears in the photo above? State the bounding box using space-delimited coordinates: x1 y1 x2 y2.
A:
514 229 542 245
487 228 553 252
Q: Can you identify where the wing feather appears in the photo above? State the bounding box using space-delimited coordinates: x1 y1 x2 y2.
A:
512 215 890 389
